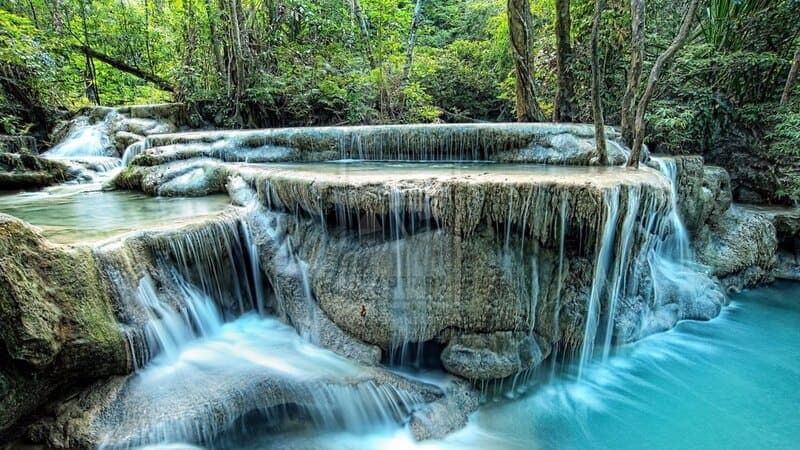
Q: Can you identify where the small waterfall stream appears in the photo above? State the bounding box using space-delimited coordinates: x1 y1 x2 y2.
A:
98 213 436 449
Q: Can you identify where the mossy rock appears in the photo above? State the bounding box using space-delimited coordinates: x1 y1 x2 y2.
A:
0 153 74 190
0 214 128 433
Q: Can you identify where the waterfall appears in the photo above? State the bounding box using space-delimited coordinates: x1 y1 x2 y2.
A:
574 158 723 377
651 157 692 261
134 272 223 364
578 187 621 378
97 214 434 449
46 114 116 158
122 142 145 166
160 216 266 319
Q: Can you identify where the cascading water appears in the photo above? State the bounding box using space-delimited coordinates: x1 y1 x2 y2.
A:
16 120 748 449
121 142 145 166
47 115 116 159
44 113 123 178
95 213 438 449
133 272 222 363
572 157 724 377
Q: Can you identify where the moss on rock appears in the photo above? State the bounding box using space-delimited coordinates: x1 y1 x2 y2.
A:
0 214 128 433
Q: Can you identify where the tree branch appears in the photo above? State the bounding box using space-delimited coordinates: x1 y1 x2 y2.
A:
71 45 175 93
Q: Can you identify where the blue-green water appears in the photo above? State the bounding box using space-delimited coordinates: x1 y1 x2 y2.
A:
226 281 800 450
0 183 231 243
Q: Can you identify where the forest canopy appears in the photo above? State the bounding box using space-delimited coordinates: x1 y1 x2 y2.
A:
1 0 799 200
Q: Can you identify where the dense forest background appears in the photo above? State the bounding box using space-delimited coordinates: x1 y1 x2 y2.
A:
1 0 799 202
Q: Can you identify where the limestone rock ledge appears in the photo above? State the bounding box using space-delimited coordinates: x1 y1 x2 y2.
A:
131 123 636 166
737 206 800 280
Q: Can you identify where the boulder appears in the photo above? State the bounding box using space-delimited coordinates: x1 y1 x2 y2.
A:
0 215 128 434
440 332 548 380
694 206 777 291
114 158 231 197
738 205 800 280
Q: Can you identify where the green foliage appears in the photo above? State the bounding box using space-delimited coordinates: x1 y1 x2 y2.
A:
764 101 800 202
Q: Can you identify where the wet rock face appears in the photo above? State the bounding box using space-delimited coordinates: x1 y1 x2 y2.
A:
668 156 732 235
0 215 128 433
246 207 595 359
668 156 776 291
0 136 37 155
736 206 800 280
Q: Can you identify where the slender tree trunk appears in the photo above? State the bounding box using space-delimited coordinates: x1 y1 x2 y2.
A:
781 42 800 104
553 0 575 122
181 0 197 98
204 0 225 78
508 0 546 122
351 0 391 118
352 0 377 69
79 0 99 105
143 0 155 74
627 0 699 168
621 0 644 146
402 0 424 83
52 0 64 34
591 0 607 164
27 0 38 28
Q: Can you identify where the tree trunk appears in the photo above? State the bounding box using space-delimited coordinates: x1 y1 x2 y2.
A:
73 46 175 93
781 42 800 104
79 1 99 105
627 0 699 168
590 0 607 164
553 0 575 122
231 0 247 108
402 0 424 83
352 0 377 69
621 0 644 146
83 51 100 105
203 0 226 78
508 0 546 122
351 0 392 119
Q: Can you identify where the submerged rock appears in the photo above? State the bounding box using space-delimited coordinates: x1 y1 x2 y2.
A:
440 332 548 380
